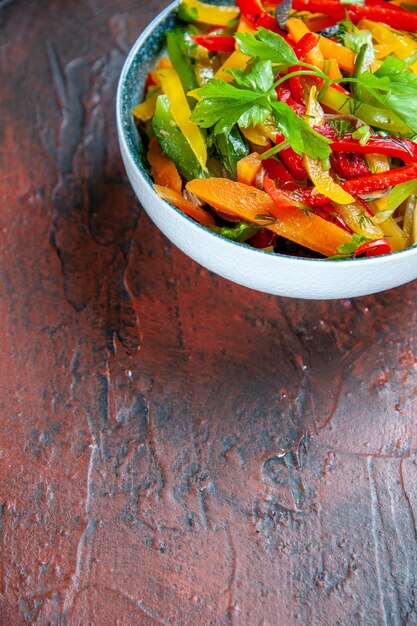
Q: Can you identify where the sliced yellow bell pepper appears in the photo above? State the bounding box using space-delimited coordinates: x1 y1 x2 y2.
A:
215 50 250 82
378 217 408 251
334 203 384 239
181 0 240 26
240 125 270 147
305 157 355 205
132 92 159 122
155 68 207 170
403 194 417 245
358 19 417 75
304 87 355 205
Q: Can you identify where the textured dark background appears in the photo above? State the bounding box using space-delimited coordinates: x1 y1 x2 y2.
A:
1 1 417 624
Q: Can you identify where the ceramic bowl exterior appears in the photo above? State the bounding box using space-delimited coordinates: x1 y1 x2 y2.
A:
117 0 417 299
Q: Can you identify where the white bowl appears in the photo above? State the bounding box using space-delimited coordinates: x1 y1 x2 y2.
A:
116 0 417 299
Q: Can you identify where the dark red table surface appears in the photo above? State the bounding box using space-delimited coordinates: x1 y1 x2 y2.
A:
1 1 417 624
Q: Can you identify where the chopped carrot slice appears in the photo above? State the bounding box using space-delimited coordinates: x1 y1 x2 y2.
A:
147 137 182 194
186 178 351 257
154 184 215 226
237 153 263 186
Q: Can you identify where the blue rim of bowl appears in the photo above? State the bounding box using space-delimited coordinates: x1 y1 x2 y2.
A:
116 0 417 265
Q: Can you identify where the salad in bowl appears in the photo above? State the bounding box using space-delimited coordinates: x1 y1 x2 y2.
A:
117 0 417 298
133 0 417 259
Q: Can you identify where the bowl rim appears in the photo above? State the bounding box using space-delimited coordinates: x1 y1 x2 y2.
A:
116 0 417 267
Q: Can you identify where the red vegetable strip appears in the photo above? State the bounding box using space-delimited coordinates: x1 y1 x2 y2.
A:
276 85 306 116
343 164 417 194
288 76 305 105
353 238 392 257
315 205 353 233
330 152 370 180
300 188 335 207
263 175 330 208
292 0 345 20
293 33 318 59
351 3 417 31
263 157 298 190
355 196 375 217
292 0 417 31
191 35 236 52
280 148 308 180
249 229 278 249
329 137 417 164
236 0 288 34
145 72 156 90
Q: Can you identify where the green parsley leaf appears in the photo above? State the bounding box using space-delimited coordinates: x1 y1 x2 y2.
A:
271 102 331 160
337 233 371 256
228 59 276 96
235 28 298 67
190 58 331 159
360 56 417 133
219 222 260 242
190 78 271 134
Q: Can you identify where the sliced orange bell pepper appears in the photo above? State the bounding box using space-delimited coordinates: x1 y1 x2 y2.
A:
147 137 182 194
182 0 240 26
154 184 215 226
186 178 351 256
318 37 355 74
237 152 263 186
324 58 342 81
154 68 207 170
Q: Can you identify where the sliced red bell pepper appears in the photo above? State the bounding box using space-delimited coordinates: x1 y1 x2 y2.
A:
299 188 335 207
263 157 297 190
191 35 236 52
315 205 352 233
281 148 308 180
330 152 370 180
289 76 305 106
236 0 287 34
263 174 330 208
329 136 417 165
293 33 318 59
145 72 156 90
355 195 375 217
292 0 417 31
292 0 345 20
343 164 417 194
353 238 392 258
280 150 307 180
276 85 306 116
249 229 278 249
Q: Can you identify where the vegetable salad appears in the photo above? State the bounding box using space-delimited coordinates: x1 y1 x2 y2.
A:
133 0 417 259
